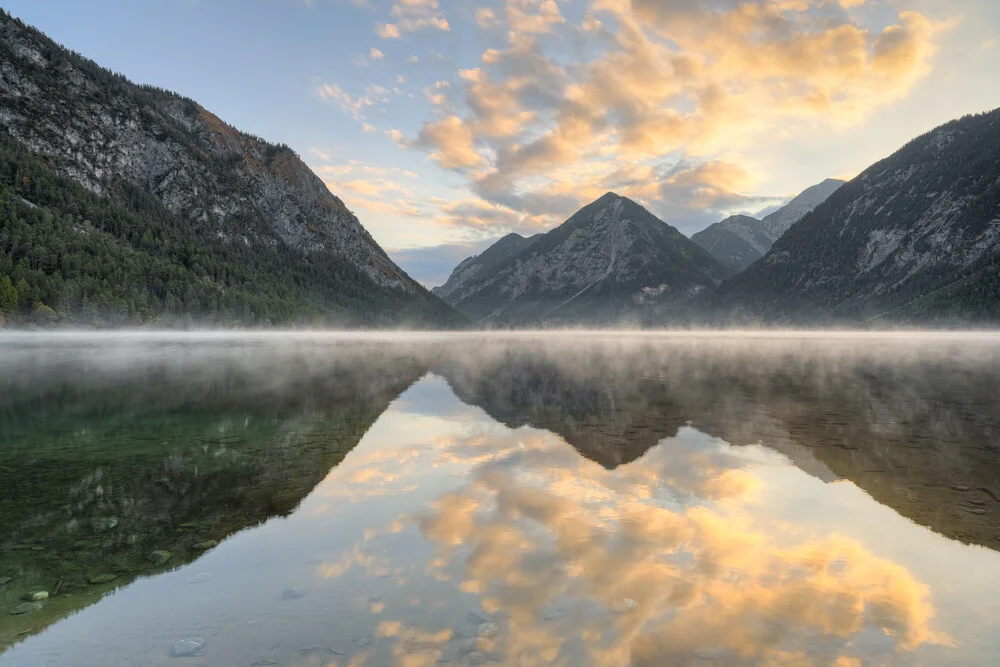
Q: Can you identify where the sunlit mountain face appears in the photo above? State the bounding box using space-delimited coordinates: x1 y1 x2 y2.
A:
2 332 999 665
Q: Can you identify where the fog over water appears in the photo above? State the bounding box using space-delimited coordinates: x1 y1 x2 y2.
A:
1 331 999 666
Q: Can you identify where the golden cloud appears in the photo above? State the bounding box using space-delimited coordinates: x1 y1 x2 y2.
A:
415 116 485 169
400 0 947 236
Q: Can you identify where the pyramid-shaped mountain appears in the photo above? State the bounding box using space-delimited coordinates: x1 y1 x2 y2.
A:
436 193 727 325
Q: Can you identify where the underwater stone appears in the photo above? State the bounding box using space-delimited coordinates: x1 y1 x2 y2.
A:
170 637 205 657
22 591 48 601
148 550 172 566
193 540 218 550
477 622 500 639
468 609 491 625
11 601 44 615
87 573 118 585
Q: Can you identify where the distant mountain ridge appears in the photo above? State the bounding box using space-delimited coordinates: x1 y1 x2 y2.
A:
760 178 846 240
435 192 727 325
691 180 845 273
690 214 773 273
432 232 538 301
0 10 462 326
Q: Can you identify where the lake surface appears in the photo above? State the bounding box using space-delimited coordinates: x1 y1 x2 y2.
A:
2 332 1000 666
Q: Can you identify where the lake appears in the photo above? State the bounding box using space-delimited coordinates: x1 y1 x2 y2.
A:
1 332 1000 666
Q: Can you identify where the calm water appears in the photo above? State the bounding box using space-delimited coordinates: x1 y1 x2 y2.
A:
2 332 1000 666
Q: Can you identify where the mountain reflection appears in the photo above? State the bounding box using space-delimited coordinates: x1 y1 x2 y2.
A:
0 339 424 650
433 335 1000 549
1 333 998 665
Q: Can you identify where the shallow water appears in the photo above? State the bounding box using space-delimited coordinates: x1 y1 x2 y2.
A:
1 332 1000 666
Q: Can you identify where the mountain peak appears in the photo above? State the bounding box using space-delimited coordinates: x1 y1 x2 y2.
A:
595 191 623 204
434 192 726 324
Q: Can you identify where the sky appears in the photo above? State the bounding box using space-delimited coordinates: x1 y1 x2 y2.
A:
6 0 1000 286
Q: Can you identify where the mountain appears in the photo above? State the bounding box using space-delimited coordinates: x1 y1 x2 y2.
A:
691 181 844 274
434 192 728 325
760 178 846 240
432 232 538 301
0 11 462 327
718 110 1000 322
690 214 772 273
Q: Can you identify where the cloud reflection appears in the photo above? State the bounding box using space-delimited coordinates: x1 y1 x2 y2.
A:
408 426 948 665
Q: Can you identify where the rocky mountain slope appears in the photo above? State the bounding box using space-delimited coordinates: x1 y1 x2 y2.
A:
435 193 727 325
717 110 1000 322
760 178 845 240
432 232 537 301
691 181 844 273
0 11 462 327
690 214 772 273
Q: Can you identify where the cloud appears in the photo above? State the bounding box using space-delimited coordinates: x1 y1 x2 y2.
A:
310 160 428 221
377 0 451 38
377 22 403 38
476 7 501 29
505 0 566 38
370 47 384 60
396 0 945 238
415 116 485 169
316 83 375 120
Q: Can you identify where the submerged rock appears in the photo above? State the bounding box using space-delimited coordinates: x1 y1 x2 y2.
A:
611 598 639 613
87 573 118 585
193 540 218 550
22 591 48 601
0 576 12 587
148 550 172 566
299 646 348 657
468 609 491 625
281 587 307 600
11 601 44 615
94 517 118 530
477 622 500 639
170 637 205 657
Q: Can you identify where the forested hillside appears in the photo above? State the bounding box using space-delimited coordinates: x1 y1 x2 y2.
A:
0 135 462 326
0 10 463 328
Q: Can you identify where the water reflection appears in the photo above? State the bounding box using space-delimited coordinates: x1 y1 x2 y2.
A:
433 335 1000 547
413 427 947 665
0 338 424 650
0 333 998 665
